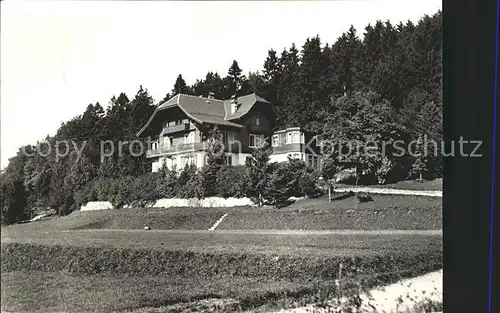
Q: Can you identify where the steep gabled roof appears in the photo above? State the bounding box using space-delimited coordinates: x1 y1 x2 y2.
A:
136 92 273 137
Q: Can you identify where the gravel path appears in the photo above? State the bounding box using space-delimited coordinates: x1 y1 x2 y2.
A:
334 187 442 197
56 229 443 236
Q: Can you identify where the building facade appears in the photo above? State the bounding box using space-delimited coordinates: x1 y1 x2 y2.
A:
136 92 321 172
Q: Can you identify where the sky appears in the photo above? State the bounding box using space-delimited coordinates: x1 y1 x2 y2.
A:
0 0 441 169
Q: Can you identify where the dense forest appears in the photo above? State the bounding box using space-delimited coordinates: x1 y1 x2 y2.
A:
1 12 442 223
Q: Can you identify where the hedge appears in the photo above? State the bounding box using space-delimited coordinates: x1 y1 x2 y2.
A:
1 243 442 281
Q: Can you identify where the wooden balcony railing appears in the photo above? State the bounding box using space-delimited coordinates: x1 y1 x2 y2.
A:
161 123 192 135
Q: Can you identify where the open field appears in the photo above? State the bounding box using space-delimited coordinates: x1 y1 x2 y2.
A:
1 230 442 312
1 193 442 312
1 229 441 256
1 232 442 313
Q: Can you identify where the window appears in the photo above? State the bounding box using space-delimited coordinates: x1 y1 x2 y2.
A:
307 154 313 167
184 132 195 144
249 134 264 148
151 141 158 150
181 155 196 167
314 136 322 147
287 131 304 144
252 116 260 126
272 135 280 147
224 155 232 165
162 136 172 148
222 131 235 144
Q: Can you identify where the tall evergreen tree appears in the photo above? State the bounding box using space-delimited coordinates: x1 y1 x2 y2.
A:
172 74 191 95
331 26 362 95
262 49 281 103
201 126 225 197
245 141 273 206
276 44 301 128
223 60 250 98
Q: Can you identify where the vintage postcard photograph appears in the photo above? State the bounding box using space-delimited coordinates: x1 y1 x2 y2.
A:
1 1 444 312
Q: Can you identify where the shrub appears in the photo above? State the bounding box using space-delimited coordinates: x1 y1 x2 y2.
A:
129 173 160 205
180 171 205 199
281 158 307 198
356 193 373 203
1 242 443 280
156 163 179 198
265 163 295 208
299 167 322 198
216 165 247 198
177 164 203 199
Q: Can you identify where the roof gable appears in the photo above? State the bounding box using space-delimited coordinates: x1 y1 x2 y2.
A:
136 92 273 137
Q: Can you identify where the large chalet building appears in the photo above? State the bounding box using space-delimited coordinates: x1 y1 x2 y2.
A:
136 92 321 172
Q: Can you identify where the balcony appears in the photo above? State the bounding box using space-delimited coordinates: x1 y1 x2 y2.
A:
146 141 244 158
161 123 192 135
147 142 204 157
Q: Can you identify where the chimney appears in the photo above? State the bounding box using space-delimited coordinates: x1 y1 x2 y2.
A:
230 94 239 114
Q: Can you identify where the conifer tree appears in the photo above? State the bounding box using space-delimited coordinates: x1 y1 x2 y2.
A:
201 126 225 197
172 74 191 95
245 141 273 206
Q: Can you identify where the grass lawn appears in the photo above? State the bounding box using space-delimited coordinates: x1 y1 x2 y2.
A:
1 271 313 313
1 230 442 312
2 193 442 233
2 268 435 313
220 194 442 230
1 229 441 256
1 192 442 312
